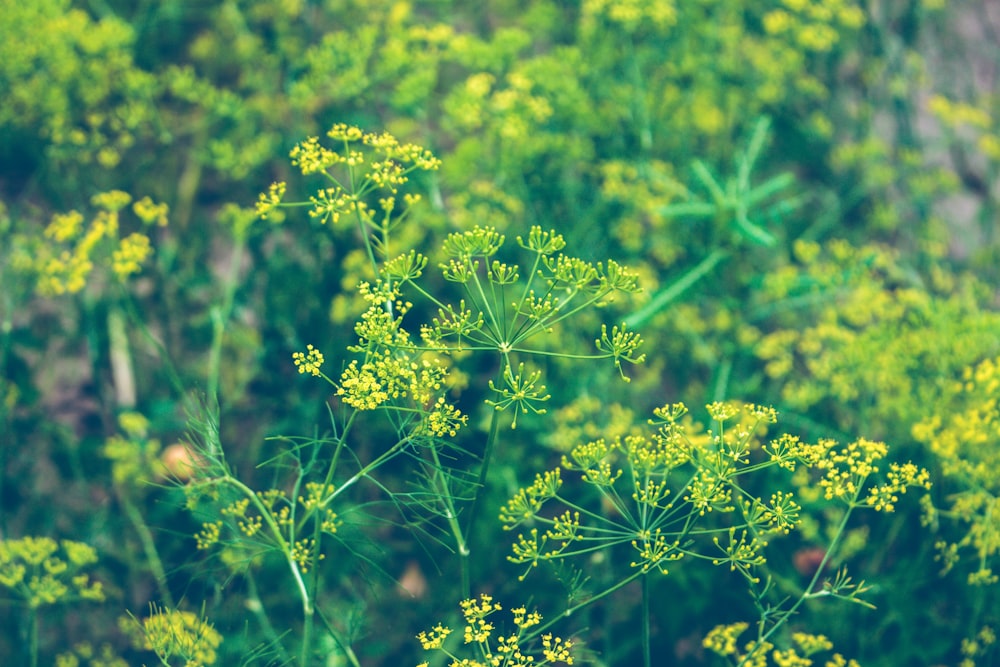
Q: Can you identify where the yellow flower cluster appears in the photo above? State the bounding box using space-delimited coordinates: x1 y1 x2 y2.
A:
102 411 170 490
29 191 166 295
929 95 992 130
807 438 931 509
960 626 997 667
581 0 678 34
486 362 551 429
416 595 574 667
424 396 469 437
0 536 105 608
196 481 343 573
292 344 325 377
290 136 339 174
544 395 638 453
55 642 128 667
295 283 469 438
121 605 222 667
290 538 323 572
443 70 554 141
928 95 1000 162
704 623 859 667
133 196 169 226
763 0 865 52
111 232 151 279
195 521 222 550
417 623 452 650
914 356 1000 585
254 181 287 221
503 399 930 592
288 124 440 208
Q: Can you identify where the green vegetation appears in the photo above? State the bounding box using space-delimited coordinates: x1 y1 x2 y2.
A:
1 1 998 666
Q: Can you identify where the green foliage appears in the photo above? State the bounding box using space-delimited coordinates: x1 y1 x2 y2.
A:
2 1 999 666
755 239 1000 442
915 356 1000 586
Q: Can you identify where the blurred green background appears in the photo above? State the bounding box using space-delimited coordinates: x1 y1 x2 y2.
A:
1 1 998 665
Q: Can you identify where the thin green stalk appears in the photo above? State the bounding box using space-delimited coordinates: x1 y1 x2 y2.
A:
244 571 294 666
118 288 186 397
107 306 136 408
220 476 311 612
641 573 651 667
27 607 38 667
206 235 246 410
530 568 648 640
315 606 362 667
301 411 412 665
738 502 859 667
624 249 729 329
626 35 652 156
120 495 175 608
438 364 507 599
462 367 506 539
423 441 470 597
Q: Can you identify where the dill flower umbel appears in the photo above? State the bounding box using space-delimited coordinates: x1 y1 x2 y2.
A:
292 344 325 376
416 595 574 666
0 537 105 607
122 605 222 667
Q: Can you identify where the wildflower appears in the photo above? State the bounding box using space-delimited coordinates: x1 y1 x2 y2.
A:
132 197 169 226
417 624 452 650
424 397 468 437
290 538 323 572
703 623 749 657
111 232 152 280
0 537 104 607
195 522 222 550
290 136 340 174
292 344 325 376
255 181 287 221
542 633 574 664
45 211 84 242
309 187 348 225
121 605 222 667
417 598 574 664
486 362 551 429
91 190 132 212
595 324 646 381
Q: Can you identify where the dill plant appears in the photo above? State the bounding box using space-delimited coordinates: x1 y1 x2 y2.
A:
166 122 932 667
912 355 1000 667
498 401 929 667
186 122 647 664
0 2 995 666
0 537 105 667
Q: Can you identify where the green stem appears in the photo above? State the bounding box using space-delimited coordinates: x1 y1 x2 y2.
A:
27 606 38 667
107 306 136 408
221 476 311 613
463 407 502 541
120 495 175 608
531 568 648 639
206 235 246 410
461 365 506 535
315 606 362 667
738 502 858 667
623 249 729 329
425 443 470 597
641 573 651 667
244 571 293 666
118 288 186 397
